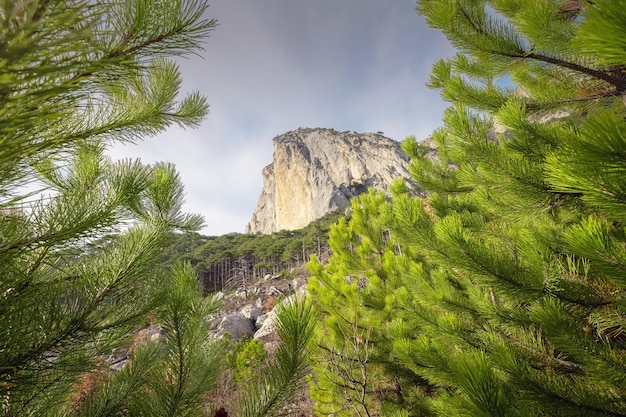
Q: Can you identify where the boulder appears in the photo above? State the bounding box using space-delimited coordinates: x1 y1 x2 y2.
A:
218 314 255 341
291 276 308 293
240 304 263 323
267 286 282 296
255 313 268 329
254 310 277 340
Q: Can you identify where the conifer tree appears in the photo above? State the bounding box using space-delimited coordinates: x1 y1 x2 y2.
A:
0 1 214 414
309 0 626 415
308 190 408 416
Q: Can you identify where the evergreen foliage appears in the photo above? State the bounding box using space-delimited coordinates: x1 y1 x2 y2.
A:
1 0 213 414
308 1 626 415
236 299 318 417
69 263 226 417
156 209 344 292
227 337 267 385
308 190 408 416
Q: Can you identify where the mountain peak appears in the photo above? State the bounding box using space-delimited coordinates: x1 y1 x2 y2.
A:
246 128 411 234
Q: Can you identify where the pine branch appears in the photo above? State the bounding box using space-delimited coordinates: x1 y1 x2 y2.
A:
524 52 626 91
236 298 317 417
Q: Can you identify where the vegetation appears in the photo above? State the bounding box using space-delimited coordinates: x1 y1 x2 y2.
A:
209 300 318 417
236 299 318 417
227 337 267 384
9 0 626 416
308 0 626 416
157 209 345 292
0 1 315 416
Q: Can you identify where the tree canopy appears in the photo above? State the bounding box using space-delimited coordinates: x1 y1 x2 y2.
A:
154 209 344 293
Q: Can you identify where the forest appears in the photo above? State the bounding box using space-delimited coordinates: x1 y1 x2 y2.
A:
156 209 343 293
2 0 626 416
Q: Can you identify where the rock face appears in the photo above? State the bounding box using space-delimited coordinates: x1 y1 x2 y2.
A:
246 128 411 234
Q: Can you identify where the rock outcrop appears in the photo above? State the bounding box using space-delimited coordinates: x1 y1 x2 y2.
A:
246 128 411 234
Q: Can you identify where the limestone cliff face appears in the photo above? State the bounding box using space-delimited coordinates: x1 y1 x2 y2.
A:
246 128 411 234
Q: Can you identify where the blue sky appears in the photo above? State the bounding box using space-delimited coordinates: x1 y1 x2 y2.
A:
108 0 456 236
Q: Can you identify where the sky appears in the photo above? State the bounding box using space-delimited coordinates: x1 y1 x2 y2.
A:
108 0 456 236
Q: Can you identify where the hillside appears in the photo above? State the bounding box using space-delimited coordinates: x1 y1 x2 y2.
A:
157 209 346 294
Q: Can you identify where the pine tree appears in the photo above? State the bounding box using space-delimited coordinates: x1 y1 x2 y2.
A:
307 189 419 416
236 298 318 417
308 0 626 415
0 0 214 414
68 262 226 417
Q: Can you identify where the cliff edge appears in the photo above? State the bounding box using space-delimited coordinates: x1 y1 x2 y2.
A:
246 128 411 234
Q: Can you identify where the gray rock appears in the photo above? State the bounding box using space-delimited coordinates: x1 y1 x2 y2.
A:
254 310 277 340
240 304 263 322
255 313 268 329
136 325 164 343
267 286 282 296
246 128 413 234
110 358 128 372
291 277 307 292
254 294 303 340
218 314 255 341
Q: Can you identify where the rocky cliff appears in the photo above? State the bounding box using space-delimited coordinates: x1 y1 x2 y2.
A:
246 128 411 234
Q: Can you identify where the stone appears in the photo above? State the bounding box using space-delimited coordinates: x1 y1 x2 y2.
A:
135 325 164 343
291 277 307 293
254 294 304 340
254 310 277 340
240 304 263 322
110 358 128 372
255 313 268 329
218 314 255 341
246 128 413 234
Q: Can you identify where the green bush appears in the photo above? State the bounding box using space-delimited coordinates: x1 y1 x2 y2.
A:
227 336 267 384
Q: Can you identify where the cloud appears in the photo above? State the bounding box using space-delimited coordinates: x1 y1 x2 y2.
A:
108 0 456 235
